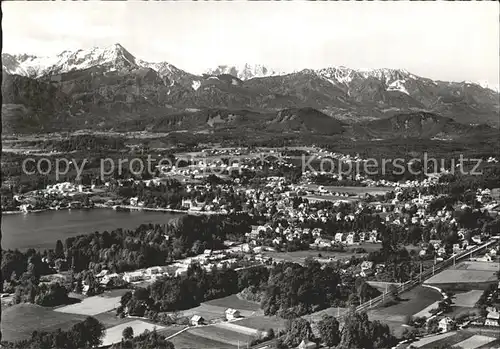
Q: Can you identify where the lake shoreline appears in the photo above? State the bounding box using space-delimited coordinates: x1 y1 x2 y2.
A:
2 209 187 251
2 205 226 216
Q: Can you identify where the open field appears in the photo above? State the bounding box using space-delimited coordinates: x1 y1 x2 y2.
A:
455 261 500 272
158 325 189 339
1 303 86 342
448 306 482 319
455 335 497 349
425 269 497 285
368 286 442 321
178 304 225 322
54 295 121 315
214 322 259 336
189 325 255 347
453 290 484 307
409 331 457 348
100 320 165 347
93 311 134 328
169 330 236 349
236 316 287 332
412 301 440 318
262 244 381 264
203 294 261 312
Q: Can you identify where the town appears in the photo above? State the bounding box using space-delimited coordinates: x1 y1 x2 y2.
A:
2 143 500 349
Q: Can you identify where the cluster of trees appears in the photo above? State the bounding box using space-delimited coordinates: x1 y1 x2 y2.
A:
1 317 105 349
1 248 71 306
34 135 126 153
2 214 254 305
115 178 248 212
253 260 378 318
275 311 397 349
3 214 251 281
117 260 378 321
117 263 239 316
111 328 175 349
261 261 346 317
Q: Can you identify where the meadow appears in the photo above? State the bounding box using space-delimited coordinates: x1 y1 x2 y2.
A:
100 320 165 347
1 303 86 342
189 325 255 347
54 295 122 316
203 294 261 312
169 330 236 349
236 316 287 332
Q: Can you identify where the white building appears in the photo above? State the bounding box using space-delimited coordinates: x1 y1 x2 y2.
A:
190 315 204 326
123 271 144 283
438 317 455 332
485 312 500 327
225 308 240 321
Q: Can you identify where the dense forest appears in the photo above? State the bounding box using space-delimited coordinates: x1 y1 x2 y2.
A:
118 260 380 320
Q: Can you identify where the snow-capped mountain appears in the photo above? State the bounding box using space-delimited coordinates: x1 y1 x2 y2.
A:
205 64 285 80
2 43 201 90
2 43 499 134
2 44 138 77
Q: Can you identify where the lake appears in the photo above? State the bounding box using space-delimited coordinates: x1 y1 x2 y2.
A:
1 209 183 251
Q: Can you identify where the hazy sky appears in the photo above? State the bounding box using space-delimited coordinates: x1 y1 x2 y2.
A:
3 1 499 85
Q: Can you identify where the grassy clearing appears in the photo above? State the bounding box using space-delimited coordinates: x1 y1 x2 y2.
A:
203 294 261 312
169 330 236 349
189 325 254 347
453 290 484 308
236 316 287 332
409 331 457 348
54 295 121 316
454 335 497 349
425 269 497 284
179 304 227 322
263 245 381 263
412 301 440 318
157 325 189 339
1 303 86 342
447 306 482 319
214 322 259 336
93 311 133 328
368 286 442 323
455 261 500 272
100 320 165 347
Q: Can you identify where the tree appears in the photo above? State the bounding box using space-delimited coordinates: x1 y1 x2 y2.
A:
122 326 134 340
337 311 397 349
388 284 399 300
318 315 340 348
55 239 65 259
283 318 314 348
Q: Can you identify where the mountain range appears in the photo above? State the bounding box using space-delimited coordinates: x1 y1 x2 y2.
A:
2 43 499 136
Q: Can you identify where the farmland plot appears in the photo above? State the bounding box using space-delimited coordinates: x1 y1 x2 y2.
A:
189 325 254 347
169 331 236 349
453 290 484 308
455 335 496 349
101 320 165 347
54 295 121 315
214 322 259 336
